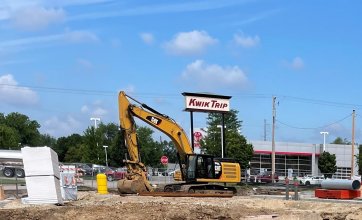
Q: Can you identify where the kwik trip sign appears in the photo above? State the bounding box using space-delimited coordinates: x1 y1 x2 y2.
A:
182 92 231 112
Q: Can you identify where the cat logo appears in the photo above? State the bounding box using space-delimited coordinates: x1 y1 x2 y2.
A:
146 116 162 125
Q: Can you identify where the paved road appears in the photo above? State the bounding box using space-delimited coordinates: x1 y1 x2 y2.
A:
82 175 176 189
1 175 176 192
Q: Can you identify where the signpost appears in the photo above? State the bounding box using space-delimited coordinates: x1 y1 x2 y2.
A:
161 156 168 184
161 156 168 165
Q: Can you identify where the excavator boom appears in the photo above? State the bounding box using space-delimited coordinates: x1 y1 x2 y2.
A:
117 91 193 193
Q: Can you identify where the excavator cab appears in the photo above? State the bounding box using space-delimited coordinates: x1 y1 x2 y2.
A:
185 154 222 182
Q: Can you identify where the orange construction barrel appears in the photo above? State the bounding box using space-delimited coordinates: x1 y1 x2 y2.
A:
97 173 108 194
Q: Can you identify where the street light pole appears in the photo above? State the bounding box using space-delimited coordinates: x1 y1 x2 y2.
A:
103 145 108 168
90 117 101 129
320 131 329 152
217 125 225 158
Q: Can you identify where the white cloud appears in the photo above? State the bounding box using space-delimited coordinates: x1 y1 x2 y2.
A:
43 115 82 137
0 0 111 21
291 57 304 69
0 30 99 52
110 38 121 48
81 105 89 113
140 33 154 45
233 33 260 48
230 9 282 26
68 1 251 21
181 60 248 89
93 100 102 106
80 102 108 118
0 30 99 53
64 30 99 43
164 30 217 55
10 6 65 31
284 57 304 70
123 85 135 93
0 74 39 106
77 58 93 70
92 107 108 117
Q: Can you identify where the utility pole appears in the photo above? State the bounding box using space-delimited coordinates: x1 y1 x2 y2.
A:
351 110 355 178
264 119 267 141
271 97 276 183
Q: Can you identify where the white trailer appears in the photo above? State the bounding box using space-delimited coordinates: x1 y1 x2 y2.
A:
0 150 25 178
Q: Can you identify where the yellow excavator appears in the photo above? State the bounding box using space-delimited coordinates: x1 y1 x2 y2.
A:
117 91 241 194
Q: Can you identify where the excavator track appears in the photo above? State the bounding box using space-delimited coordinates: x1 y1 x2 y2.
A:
139 191 233 197
163 183 237 195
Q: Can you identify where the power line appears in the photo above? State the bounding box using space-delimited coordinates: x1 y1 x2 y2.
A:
276 113 352 130
232 93 362 109
280 95 362 109
0 83 116 96
2 83 362 109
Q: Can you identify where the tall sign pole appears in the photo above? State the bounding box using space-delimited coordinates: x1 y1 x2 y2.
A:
222 113 226 158
351 109 355 178
271 96 276 183
190 111 194 151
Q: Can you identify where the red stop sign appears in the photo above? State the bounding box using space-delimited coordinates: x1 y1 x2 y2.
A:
161 156 168 165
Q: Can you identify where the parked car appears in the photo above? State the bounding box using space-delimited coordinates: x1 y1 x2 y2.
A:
92 164 107 174
300 175 325 186
250 171 279 183
104 167 127 181
73 163 93 176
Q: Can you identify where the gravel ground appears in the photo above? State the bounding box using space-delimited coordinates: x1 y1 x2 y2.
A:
1 191 362 220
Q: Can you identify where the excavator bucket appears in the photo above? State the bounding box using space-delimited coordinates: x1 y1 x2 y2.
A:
117 179 148 194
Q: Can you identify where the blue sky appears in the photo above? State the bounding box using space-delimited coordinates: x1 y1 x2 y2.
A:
1 0 362 145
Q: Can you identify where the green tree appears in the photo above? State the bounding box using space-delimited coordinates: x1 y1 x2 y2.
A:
0 124 20 149
38 134 57 147
82 126 103 164
64 144 86 162
161 140 177 164
3 112 41 146
98 123 127 167
201 109 254 169
137 126 163 167
331 137 351 145
318 151 337 178
356 145 362 175
108 129 127 167
55 134 84 162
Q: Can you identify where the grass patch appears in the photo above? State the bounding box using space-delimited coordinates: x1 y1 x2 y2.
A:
0 178 26 185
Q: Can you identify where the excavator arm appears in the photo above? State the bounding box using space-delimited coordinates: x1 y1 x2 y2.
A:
118 91 193 193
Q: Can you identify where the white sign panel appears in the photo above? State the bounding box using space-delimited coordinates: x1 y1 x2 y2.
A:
185 96 230 112
193 128 206 154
